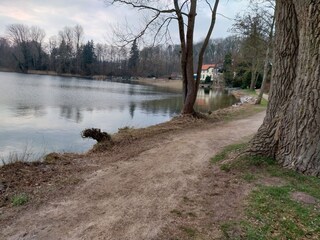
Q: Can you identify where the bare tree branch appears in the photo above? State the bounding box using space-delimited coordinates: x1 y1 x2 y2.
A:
152 16 175 46
205 0 213 11
110 0 176 14
107 0 221 114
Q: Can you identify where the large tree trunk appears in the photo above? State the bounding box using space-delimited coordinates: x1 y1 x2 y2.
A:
249 0 320 176
179 0 219 114
181 0 197 114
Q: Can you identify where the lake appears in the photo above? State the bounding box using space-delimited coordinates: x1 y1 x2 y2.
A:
0 72 236 162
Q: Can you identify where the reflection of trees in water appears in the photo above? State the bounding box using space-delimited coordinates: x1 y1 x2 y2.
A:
12 104 83 123
129 102 136 118
60 106 83 123
195 89 237 112
140 89 237 115
140 97 182 116
13 104 46 118
11 89 236 123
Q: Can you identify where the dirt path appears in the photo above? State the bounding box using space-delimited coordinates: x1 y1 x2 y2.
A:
2 112 265 240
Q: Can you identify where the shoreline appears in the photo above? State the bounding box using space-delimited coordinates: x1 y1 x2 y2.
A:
0 69 111 81
0 105 268 239
1 70 183 90
133 78 183 93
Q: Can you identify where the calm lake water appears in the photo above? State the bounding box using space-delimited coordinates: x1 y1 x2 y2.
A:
0 72 236 162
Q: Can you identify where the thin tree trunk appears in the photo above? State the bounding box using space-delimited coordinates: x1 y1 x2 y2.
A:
250 62 258 90
256 14 275 105
174 0 188 102
249 0 320 176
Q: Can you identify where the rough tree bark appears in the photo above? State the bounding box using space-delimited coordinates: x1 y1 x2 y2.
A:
249 0 320 176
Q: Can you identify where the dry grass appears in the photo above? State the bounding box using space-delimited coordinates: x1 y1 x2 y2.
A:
0 153 88 208
0 103 264 209
91 104 256 153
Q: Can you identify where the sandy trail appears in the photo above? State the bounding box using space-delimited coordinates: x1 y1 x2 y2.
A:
2 112 265 240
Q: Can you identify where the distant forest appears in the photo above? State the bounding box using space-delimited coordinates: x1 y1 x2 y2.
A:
0 15 270 88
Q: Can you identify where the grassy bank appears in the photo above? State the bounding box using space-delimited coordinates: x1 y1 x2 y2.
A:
212 143 320 240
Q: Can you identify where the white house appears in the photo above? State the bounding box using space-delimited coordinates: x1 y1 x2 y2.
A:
200 64 217 82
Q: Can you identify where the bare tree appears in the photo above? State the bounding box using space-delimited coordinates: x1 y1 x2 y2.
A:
73 25 84 72
58 26 74 49
107 0 220 114
73 25 84 51
254 0 275 104
48 35 58 71
6 24 31 71
6 24 30 44
30 26 46 43
30 26 46 69
232 6 271 90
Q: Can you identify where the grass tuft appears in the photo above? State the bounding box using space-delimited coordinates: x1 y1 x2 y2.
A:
180 226 197 237
220 164 231 172
242 173 256 182
12 193 29 206
211 143 248 164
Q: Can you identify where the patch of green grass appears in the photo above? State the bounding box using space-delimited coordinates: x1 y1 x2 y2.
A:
242 89 257 96
211 143 248 164
220 221 246 240
220 164 231 172
224 155 276 172
180 226 197 238
243 184 320 239
242 173 256 182
265 165 320 200
218 146 320 239
260 98 268 107
12 193 29 206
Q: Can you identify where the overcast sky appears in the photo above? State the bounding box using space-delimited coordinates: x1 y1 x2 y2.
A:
0 0 249 44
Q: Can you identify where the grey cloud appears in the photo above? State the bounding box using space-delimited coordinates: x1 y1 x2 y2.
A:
0 0 249 44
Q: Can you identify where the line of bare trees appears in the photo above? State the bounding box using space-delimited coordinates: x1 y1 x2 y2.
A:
0 23 178 77
0 21 270 83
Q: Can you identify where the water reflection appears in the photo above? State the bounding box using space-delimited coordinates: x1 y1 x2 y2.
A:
195 89 236 112
139 89 236 116
13 105 46 118
129 102 136 118
60 106 83 123
0 72 236 162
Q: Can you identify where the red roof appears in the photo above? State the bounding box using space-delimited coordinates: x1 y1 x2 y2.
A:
201 64 216 70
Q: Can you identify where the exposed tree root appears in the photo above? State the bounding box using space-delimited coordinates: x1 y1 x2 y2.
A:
81 128 112 143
